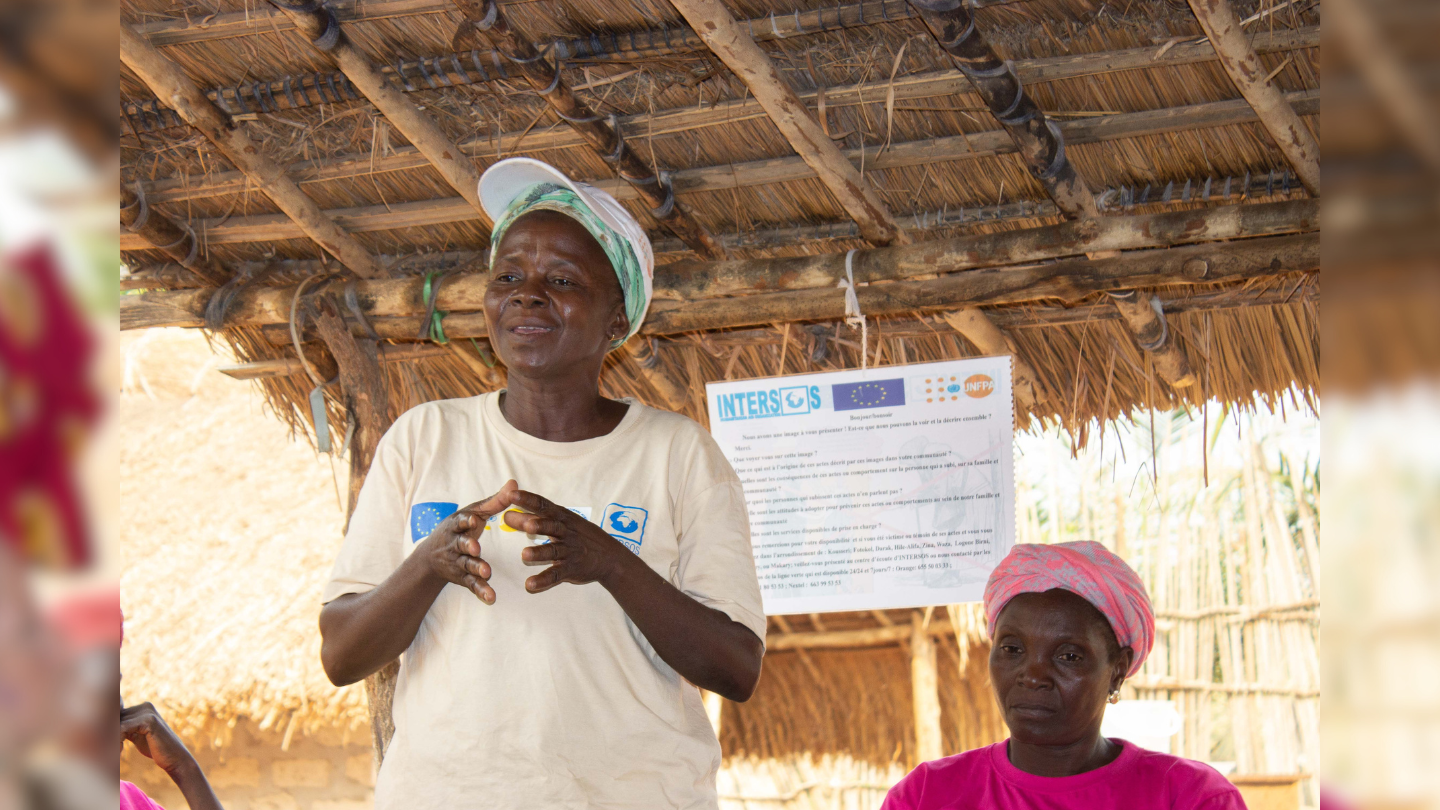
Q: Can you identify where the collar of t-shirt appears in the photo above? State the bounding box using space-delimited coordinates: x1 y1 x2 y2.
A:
989 738 1140 792
482 391 643 457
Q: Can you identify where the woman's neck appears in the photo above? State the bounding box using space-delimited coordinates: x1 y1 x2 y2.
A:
1007 734 1122 778
499 372 628 442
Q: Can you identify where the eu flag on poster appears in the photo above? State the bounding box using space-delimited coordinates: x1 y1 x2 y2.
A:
410 502 458 543
831 379 906 411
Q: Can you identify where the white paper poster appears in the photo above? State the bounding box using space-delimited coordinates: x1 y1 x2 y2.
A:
706 357 1015 615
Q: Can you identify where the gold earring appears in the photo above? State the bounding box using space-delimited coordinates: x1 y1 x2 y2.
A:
1108 690 1121 704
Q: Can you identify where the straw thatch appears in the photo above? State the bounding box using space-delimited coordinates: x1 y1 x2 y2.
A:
119 0 1319 441
119 329 368 746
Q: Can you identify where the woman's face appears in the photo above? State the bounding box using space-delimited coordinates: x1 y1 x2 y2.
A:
989 589 1133 748
484 210 628 378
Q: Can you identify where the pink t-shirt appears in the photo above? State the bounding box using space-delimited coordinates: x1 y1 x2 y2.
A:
120 781 166 810
882 740 1247 810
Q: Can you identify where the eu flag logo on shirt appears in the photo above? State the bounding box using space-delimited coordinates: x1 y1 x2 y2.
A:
832 379 906 411
410 502 458 543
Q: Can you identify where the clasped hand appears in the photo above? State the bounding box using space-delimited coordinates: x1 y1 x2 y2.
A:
419 480 630 603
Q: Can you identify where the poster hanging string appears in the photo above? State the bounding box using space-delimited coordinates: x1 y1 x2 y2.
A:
837 249 868 370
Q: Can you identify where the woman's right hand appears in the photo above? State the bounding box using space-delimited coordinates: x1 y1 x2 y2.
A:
417 480 517 604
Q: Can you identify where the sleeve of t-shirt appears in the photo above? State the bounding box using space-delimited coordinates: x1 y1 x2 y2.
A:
669 423 768 645
320 413 413 604
879 765 927 810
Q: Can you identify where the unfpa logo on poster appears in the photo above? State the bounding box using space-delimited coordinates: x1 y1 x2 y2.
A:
964 374 995 398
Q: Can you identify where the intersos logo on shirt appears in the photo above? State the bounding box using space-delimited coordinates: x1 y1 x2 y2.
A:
602 503 649 554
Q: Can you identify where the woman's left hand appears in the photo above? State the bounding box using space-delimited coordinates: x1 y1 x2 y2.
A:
505 489 632 593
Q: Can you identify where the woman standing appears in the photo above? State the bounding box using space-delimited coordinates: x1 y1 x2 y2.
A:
317 159 766 809
883 541 1246 809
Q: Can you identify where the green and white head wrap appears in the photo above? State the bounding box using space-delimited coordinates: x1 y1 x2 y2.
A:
479 159 654 349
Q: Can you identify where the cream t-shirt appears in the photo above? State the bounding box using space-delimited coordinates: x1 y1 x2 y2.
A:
322 392 765 810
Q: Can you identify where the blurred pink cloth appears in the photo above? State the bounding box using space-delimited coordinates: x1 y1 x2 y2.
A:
120 781 165 810
881 740 1246 810
984 541 1154 676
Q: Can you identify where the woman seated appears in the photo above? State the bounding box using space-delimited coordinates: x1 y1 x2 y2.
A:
883 541 1245 809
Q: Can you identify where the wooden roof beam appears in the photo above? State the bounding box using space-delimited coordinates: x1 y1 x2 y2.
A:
124 26 1318 144
669 0 907 247
121 184 229 286
210 281 1313 350
125 234 1316 337
119 202 1316 330
119 26 384 278
453 0 723 259
909 0 1096 219
1186 0 1320 195
264 0 489 228
135 31 1320 204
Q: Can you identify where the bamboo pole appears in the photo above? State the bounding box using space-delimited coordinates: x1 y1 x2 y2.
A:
910 615 944 763
668 0 907 246
118 26 383 278
120 231 1318 334
1185 0 1321 194
216 342 450 379
451 0 721 259
263 0 489 224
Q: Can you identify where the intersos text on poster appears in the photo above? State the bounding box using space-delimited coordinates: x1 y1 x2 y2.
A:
707 358 1016 614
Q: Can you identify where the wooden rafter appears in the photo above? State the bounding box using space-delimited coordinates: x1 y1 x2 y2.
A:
453 0 724 258
669 0 906 246
120 200 1313 326
119 26 383 278
120 184 228 286
133 68 1319 209
908 0 1204 388
120 211 1317 334
264 0 489 224
1186 0 1321 195
909 0 1095 218
126 25 1317 168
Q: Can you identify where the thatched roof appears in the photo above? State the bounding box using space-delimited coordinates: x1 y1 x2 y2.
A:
118 0 1319 438
118 329 367 745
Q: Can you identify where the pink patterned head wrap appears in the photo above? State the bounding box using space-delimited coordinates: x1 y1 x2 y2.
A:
984 541 1154 676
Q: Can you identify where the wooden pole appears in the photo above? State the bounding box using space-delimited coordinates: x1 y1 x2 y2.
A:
1185 0 1321 195
911 614 944 764
134 29 1318 207
941 309 1045 410
311 296 399 760
621 339 691 412
908 0 1096 219
118 223 1319 333
123 91 1319 250
668 0 907 246
118 26 383 278
263 0 489 224
1326 0 1440 173
1108 289 1197 388
453 0 722 258
120 184 229 286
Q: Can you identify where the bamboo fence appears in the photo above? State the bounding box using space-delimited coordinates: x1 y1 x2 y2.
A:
1016 405 1320 796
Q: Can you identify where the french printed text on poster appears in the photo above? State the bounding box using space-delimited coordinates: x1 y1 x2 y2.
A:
707 357 1015 615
